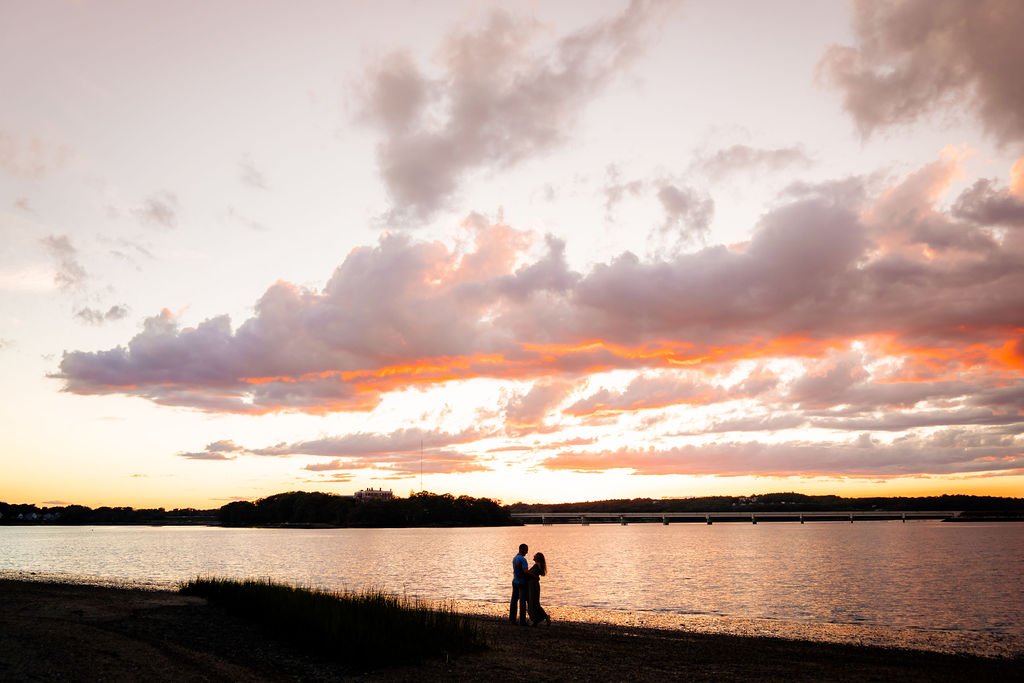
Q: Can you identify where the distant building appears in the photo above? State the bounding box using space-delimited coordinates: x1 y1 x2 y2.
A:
354 487 394 501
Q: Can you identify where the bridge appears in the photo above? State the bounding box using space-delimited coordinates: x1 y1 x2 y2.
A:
510 510 962 525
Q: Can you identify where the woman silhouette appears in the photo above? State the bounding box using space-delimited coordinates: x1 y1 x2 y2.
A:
526 552 550 626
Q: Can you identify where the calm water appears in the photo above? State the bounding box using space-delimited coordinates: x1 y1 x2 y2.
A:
2 521 1022 654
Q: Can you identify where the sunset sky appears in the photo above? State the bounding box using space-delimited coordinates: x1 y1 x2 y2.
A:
2 0 1023 508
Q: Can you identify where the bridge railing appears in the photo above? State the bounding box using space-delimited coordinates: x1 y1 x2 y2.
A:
509 511 962 525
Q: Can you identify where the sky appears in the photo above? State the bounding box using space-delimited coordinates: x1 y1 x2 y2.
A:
2 0 1023 508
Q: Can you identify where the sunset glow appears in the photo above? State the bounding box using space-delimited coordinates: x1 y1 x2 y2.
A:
2 0 1023 508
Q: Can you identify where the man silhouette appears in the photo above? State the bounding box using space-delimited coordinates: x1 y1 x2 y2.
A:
509 543 529 625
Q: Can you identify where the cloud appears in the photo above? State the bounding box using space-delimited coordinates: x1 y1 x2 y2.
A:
99 236 156 265
819 0 1024 144
41 237 134 325
251 426 485 457
809 407 1023 432
785 350 982 412
0 130 72 179
54 155 1024 423
359 0 674 223
602 165 646 218
866 150 1002 254
302 473 356 483
177 428 492 475
274 430 489 479
75 305 129 326
1012 158 1024 197
304 459 345 472
654 183 715 248
227 208 270 232
600 170 715 251
694 145 812 179
176 439 246 461
787 351 868 408
177 451 236 461
239 154 268 189
600 169 717 254
133 191 180 230
538 436 598 450
41 235 88 291
969 381 1024 412
570 191 870 350
54 220 579 413
566 373 722 416
543 431 1024 477
207 439 245 453
379 450 490 477
689 414 808 434
503 380 575 432
952 178 1024 227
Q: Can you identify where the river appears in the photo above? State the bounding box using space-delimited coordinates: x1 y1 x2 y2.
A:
2 520 1022 656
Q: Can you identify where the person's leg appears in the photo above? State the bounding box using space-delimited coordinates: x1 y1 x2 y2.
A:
536 581 549 623
527 579 539 624
518 583 529 625
509 583 520 623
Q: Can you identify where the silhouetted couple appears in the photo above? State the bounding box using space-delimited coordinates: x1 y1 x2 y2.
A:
509 543 550 626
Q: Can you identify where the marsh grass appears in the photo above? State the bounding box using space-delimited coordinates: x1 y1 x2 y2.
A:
180 577 486 666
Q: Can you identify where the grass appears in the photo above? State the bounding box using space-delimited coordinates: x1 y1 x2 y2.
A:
179 577 486 667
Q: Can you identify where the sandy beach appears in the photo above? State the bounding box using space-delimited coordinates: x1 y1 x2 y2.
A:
1 579 1018 682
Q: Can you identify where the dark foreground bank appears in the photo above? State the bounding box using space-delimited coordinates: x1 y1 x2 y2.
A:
0 580 1018 682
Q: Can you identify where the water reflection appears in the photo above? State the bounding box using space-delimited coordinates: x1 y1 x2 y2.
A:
2 521 1022 657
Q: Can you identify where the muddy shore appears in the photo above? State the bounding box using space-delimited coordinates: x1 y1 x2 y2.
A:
0 579 1018 681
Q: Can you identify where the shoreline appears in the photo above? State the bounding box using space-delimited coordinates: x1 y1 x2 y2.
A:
1 579 1019 682
449 599 1024 660
5 570 1022 661
2 516 1022 529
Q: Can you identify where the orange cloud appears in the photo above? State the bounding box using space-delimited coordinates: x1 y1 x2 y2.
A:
55 158 1024 420
1012 158 1024 197
869 332 1024 380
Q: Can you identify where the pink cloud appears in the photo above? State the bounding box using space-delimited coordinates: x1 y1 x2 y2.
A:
503 379 576 433
565 374 722 416
359 1 675 222
176 439 246 461
693 144 812 180
543 430 1024 478
819 0 1024 145
261 427 491 477
252 426 485 457
53 156 1024 430
953 178 1024 227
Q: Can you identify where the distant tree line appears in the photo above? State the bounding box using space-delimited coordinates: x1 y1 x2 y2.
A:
5 492 1019 527
0 492 513 528
0 502 216 525
505 492 1024 514
218 491 514 528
